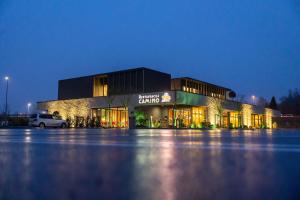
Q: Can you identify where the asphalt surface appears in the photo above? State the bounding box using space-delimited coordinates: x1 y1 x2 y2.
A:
0 128 300 200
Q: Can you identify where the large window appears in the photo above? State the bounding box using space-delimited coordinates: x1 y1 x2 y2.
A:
168 108 191 128
251 114 263 128
93 76 108 97
229 112 240 128
92 107 128 128
168 107 208 128
192 107 206 127
222 112 241 128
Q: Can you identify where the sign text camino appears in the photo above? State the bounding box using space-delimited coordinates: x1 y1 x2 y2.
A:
138 92 172 104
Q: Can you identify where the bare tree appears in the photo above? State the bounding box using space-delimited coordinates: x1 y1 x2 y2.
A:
232 95 245 127
120 96 131 127
256 96 268 107
105 96 115 127
208 98 224 127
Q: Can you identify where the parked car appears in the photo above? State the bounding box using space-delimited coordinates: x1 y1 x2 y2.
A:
29 114 68 128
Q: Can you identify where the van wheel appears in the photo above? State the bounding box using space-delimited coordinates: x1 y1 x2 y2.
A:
39 123 46 128
61 123 67 128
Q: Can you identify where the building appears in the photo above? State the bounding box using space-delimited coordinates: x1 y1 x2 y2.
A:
37 67 280 129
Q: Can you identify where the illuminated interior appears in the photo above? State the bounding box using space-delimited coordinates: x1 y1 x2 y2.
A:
229 112 240 128
251 114 263 128
92 107 128 128
168 108 191 128
168 107 207 128
93 76 108 97
191 107 207 128
213 112 241 128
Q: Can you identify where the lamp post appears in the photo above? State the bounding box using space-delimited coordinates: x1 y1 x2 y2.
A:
3 76 9 126
4 76 9 116
251 95 256 105
27 103 32 115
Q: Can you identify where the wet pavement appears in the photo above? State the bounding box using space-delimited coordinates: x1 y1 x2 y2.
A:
0 128 300 200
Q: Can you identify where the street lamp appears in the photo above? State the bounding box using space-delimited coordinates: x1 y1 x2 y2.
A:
4 76 9 117
27 103 32 115
251 95 256 105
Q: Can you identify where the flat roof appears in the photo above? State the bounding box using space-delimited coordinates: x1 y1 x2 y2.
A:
59 67 170 81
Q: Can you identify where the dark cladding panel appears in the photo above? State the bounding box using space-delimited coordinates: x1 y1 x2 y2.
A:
143 69 171 92
58 76 93 100
58 67 171 98
107 68 170 95
136 70 144 92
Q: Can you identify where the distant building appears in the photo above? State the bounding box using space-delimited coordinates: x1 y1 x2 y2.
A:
37 67 280 129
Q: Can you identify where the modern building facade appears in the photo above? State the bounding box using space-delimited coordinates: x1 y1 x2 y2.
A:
37 67 280 129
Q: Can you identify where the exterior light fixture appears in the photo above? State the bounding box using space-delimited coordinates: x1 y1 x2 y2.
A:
251 95 256 105
27 102 32 114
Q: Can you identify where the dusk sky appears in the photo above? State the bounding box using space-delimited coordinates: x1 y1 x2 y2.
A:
0 0 300 113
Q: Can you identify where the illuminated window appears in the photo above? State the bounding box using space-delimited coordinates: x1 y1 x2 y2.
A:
229 112 240 128
192 107 206 127
93 107 128 128
251 114 262 128
168 108 191 128
94 76 108 97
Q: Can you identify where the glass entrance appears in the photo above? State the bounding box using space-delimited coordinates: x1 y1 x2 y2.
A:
251 114 262 128
168 107 208 128
92 107 128 128
168 108 191 128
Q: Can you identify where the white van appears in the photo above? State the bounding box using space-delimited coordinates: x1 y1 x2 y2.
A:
29 114 68 128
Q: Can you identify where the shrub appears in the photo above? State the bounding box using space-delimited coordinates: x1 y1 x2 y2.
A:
191 123 196 129
8 117 29 126
153 120 161 128
134 111 146 127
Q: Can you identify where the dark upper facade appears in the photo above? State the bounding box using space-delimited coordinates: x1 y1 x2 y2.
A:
58 67 171 100
58 67 233 100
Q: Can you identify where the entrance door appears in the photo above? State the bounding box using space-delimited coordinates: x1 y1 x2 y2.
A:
168 108 191 128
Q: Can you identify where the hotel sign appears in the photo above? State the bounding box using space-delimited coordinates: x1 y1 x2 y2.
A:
138 92 173 104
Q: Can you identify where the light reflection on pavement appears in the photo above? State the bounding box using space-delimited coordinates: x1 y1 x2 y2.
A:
0 129 300 200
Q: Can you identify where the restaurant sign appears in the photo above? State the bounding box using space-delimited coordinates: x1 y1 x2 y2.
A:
138 92 173 104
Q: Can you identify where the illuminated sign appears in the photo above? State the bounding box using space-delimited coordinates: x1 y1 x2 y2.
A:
161 92 171 103
138 92 172 104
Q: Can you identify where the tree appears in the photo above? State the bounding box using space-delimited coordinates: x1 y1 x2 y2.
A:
232 95 245 127
269 96 278 110
53 111 60 117
120 96 131 127
279 89 300 115
134 111 146 127
105 96 115 127
208 98 224 127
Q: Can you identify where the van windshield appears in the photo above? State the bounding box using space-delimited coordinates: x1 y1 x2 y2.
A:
30 114 37 119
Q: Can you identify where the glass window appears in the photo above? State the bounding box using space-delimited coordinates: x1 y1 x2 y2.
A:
192 107 206 127
168 108 191 128
93 76 108 97
94 107 128 128
30 114 37 119
39 114 53 119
